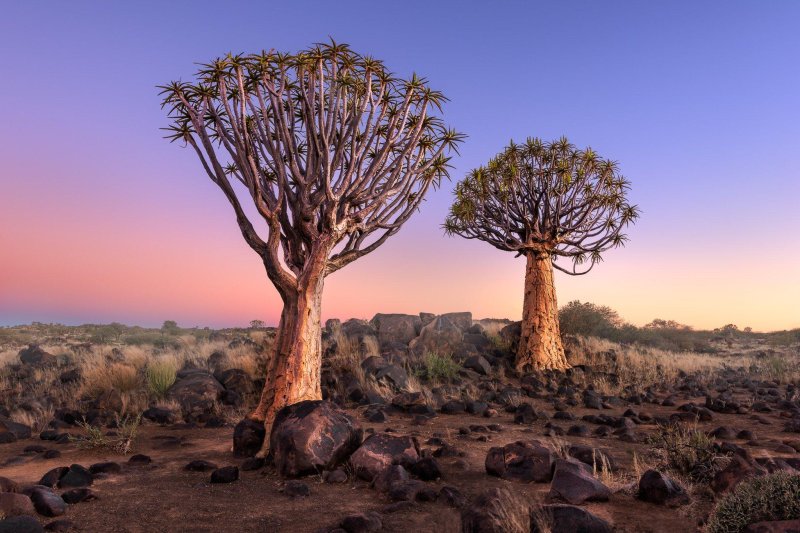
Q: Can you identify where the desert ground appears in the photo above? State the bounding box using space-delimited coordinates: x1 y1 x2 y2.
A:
1 312 799 533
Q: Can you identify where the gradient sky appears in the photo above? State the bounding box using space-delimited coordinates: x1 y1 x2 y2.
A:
1 1 799 331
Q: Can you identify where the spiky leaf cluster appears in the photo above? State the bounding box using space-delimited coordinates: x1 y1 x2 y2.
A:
445 137 639 275
159 40 463 293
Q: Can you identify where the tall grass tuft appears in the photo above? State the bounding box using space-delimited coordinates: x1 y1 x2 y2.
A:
146 358 177 398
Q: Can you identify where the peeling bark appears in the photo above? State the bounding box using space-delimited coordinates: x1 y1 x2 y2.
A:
250 256 326 457
516 252 570 372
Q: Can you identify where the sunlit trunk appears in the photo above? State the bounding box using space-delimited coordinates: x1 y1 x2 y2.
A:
250 257 325 457
516 252 570 372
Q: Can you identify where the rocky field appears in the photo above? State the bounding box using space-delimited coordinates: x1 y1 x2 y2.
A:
0 313 799 532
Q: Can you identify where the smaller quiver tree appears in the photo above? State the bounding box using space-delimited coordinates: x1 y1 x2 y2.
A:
445 137 639 372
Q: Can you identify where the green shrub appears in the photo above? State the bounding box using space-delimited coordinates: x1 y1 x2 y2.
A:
146 359 177 397
707 472 800 533
647 424 726 483
418 352 460 383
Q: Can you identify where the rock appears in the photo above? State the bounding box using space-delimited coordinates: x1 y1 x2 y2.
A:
373 365 408 390
30 487 67 517
233 418 266 458
567 445 616 471
371 313 421 346
467 401 489 416
514 403 538 425
711 454 766 494
388 479 428 502
142 407 177 425
323 468 348 483
485 440 554 483
38 468 68 488
409 314 466 356
44 519 76 532
0 516 43 533
390 392 429 412
339 512 383 533
464 355 491 376
166 371 224 418
127 454 152 465
637 470 689 507
282 480 310 497
441 400 467 415
0 492 35 516
372 464 410 493
350 433 420 481
184 460 218 472
461 487 530 533
270 400 362 477
0 476 19 493
0 418 32 440
548 459 611 505
210 466 239 484
57 465 93 489
240 457 265 471
215 368 254 396
409 457 442 481
60 488 97 504
439 485 467 508
19 345 55 366
532 504 612 533
88 461 121 475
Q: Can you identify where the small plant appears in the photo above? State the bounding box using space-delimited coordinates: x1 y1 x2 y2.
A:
108 363 141 393
707 472 800 533
74 413 141 455
146 358 177 398
418 351 460 383
646 423 726 483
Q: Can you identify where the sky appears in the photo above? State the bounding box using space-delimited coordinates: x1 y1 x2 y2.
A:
1 1 799 331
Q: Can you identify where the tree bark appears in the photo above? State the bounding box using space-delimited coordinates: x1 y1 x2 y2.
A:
249 256 326 457
516 252 570 372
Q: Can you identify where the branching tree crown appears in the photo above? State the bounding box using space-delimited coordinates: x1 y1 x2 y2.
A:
159 41 463 296
445 137 639 274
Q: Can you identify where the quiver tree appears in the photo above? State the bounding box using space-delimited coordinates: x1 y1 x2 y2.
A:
160 41 462 455
445 137 638 372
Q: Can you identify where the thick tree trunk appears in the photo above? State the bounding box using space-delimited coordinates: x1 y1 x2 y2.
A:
249 258 325 457
516 252 570 372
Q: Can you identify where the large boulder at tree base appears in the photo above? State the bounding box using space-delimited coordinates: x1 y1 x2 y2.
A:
233 418 267 457
349 433 420 481
461 487 530 533
370 313 421 346
269 400 363 477
485 440 554 483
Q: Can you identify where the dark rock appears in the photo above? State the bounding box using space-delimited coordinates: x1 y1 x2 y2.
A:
532 504 612 533
372 464 410 493
349 433 420 481
339 512 382 533
0 418 31 440
464 355 491 376
637 470 690 507
711 454 766 494
166 371 224 418
60 488 97 504
388 479 427 502
270 400 362 477
30 487 67 517
44 519 76 532
233 418 266 457
282 480 310 497
323 468 348 483
371 313 421 346
142 407 177 425
467 401 489 416
127 454 152 465
38 468 68 488
461 487 530 533
0 476 19 493
19 345 55 366
0 516 43 533
439 485 467 508
548 459 611 505
184 460 218 472
441 400 467 415
373 365 408 390
57 465 93 489
567 445 616 471
514 403 538 424
240 457 265 471
409 457 442 481
0 492 35 516
210 466 239 484
485 440 553 483
215 368 254 396
88 462 121 475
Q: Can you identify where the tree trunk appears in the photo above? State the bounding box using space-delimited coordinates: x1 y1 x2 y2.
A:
249 258 325 457
516 252 570 372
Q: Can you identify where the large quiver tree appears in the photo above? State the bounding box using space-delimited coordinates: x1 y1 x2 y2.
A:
445 137 638 372
160 41 462 455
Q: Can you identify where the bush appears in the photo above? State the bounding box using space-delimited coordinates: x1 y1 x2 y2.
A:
108 363 141 393
418 352 460 383
559 300 622 337
707 472 800 533
647 424 726 483
146 359 177 398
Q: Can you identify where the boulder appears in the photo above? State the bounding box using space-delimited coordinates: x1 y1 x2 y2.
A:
461 487 530 533
166 371 224 418
233 418 266 457
0 516 43 533
485 440 554 483
711 454 766 494
210 466 239 484
409 314 465 356
60 488 96 504
637 469 689 507
0 418 32 440
532 504 612 533
269 400 362 477
57 465 93 489
373 365 408 390
339 512 383 533
371 314 421 346
214 368 254 396
0 492 35 517
349 433 420 481
19 345 55 366
464 355 491 375
29 487 66 517
548 459 611 505
0 477 19 493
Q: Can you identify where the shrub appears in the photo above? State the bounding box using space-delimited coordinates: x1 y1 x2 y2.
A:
108 363 141 393
707 472 800 533
146 359 177 398
419 352 460 383
74 414 141 455
559 300 622 337
646 424 726 483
